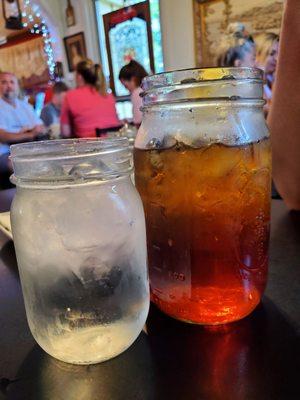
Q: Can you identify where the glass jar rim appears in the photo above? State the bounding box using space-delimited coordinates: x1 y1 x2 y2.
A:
141 67 264 107
10 138 133 186
142 67 263 91
10 137 130 162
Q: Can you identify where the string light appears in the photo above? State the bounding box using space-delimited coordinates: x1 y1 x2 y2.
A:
21 0 56 80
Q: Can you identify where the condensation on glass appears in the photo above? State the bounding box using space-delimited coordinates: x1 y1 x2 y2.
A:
134 68 271 325
10 138 149 364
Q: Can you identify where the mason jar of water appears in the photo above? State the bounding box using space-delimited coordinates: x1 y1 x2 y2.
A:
10 138 149 364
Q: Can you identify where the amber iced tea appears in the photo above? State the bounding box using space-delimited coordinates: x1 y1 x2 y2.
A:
134 138 271 324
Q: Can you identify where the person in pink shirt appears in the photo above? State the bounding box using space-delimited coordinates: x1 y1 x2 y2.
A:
119 60 148 127
61 59 121 138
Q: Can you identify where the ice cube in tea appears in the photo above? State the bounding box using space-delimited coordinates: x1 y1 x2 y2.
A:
134 138 271 324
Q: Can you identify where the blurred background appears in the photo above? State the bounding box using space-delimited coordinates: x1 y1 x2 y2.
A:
0 0 283 189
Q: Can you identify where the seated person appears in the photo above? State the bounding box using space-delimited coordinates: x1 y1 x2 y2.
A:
0 72 44 173
254 32 279 115
217 37 256 68
40 81 69 127
61 60 121 138
119 60 148 127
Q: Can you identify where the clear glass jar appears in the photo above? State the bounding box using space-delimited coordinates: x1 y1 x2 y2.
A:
10 138 149 364
134 68 271 325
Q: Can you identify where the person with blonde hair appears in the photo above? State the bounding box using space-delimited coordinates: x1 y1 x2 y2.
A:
254 32 279 109
61 59 120 138
255 32 279 72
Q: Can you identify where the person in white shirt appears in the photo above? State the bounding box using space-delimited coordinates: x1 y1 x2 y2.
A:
0 72 44 170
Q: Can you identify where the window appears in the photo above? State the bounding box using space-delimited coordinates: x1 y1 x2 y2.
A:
95 0 163 94
105 5 152 97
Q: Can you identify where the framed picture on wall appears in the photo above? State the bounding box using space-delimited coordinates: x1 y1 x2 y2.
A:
193 0 283 67
64 32 87 72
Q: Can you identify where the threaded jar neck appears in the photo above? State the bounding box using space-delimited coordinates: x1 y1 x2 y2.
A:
141 67 264 107
10 138 132 187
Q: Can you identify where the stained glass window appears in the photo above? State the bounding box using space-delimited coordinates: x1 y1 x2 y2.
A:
109 17 151 96
95 0 164 96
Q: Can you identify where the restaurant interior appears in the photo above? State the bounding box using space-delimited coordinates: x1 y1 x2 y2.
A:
0 1 300 399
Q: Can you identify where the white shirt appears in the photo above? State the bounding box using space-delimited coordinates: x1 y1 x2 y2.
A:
0 97 42 155
131 86 143 125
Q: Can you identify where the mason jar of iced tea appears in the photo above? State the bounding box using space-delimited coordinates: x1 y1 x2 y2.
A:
134 68 271 325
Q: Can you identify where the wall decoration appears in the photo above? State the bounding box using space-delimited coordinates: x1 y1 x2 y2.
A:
64 32 87 72
66 0 76 28
2 0 23 30
193 0 284 66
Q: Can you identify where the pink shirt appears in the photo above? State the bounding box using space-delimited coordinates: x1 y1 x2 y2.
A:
131 86 143 125
61 86 120 138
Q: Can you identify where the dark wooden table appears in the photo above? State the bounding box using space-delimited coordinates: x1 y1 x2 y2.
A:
0 190 299 400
